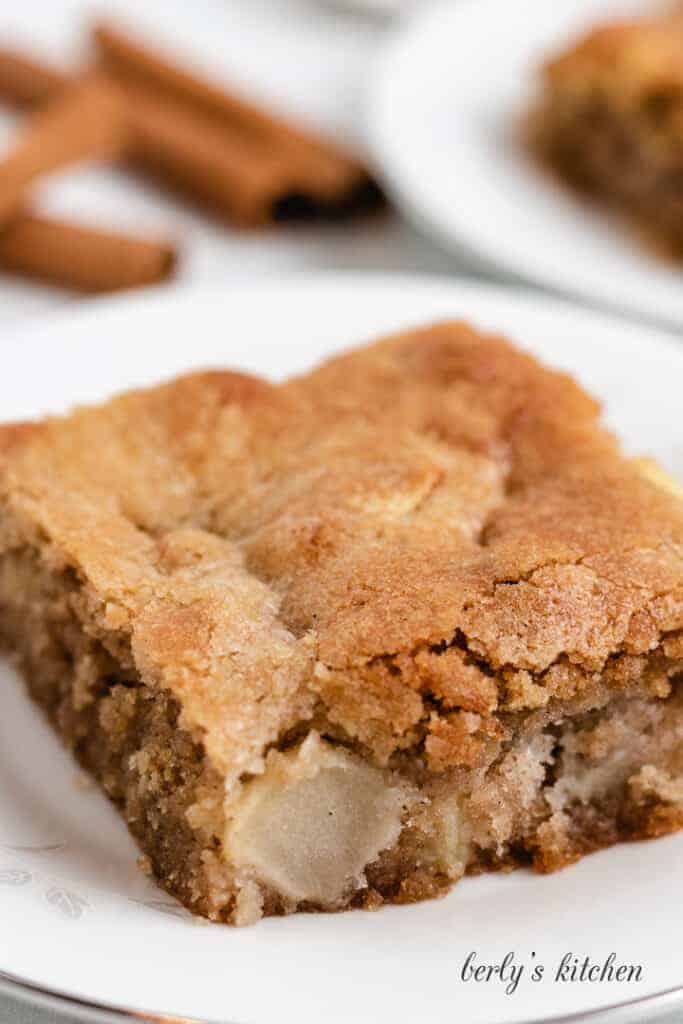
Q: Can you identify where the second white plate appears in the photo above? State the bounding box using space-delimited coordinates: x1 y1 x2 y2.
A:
369 0 683 329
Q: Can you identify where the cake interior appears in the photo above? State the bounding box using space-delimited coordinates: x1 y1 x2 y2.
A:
2 540 682 924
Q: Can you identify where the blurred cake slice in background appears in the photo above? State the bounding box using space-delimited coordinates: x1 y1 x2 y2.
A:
530 3 683 256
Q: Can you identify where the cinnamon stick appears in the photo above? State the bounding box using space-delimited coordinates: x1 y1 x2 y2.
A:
0 39 384 227
120 85 344 227
0 213 177 292
0 75 129 224
93 23 362 189
0 48 67 108
0 51 283 224
92 21 384 223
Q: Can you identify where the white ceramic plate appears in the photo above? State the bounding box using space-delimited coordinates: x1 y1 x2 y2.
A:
1 273 683 1024
368 0 683 329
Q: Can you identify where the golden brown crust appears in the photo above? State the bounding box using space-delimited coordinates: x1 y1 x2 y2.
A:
1 322 682 777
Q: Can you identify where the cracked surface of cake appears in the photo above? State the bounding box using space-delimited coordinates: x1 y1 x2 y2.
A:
1 321 682 923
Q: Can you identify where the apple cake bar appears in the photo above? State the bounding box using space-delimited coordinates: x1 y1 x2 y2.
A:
1 322 683 924
531 5 683 253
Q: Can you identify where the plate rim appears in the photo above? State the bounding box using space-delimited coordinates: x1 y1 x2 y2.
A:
3 269 683 359
2 270 683 1024
367 0 683 331
1 970 682 1024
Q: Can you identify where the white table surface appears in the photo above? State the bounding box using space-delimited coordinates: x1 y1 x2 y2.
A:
0 1 680 1022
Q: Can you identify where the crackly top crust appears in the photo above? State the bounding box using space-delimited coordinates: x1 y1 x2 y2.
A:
1 322 682 782
543 5 683 112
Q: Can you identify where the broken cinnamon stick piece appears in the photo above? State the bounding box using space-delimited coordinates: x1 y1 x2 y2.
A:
0 48 68 108
92 21 385 221
0 75 129 224
0 213 177 292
